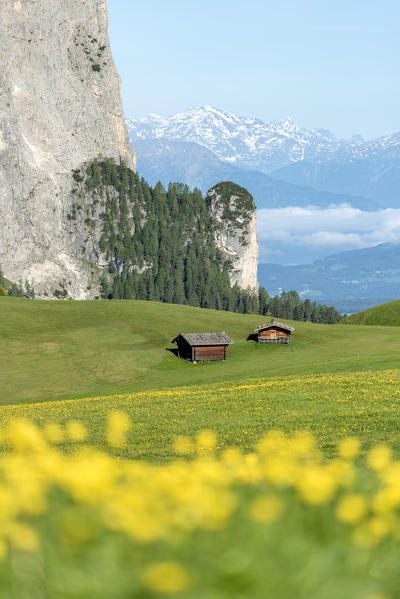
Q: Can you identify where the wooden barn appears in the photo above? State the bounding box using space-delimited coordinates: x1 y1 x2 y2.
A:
172 332 233 363
254 320 295 344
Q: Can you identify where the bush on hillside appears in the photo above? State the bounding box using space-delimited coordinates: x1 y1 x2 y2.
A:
7 281 35 299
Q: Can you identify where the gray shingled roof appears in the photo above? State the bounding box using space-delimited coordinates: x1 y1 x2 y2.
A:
254 321 295 333
172 332 234 346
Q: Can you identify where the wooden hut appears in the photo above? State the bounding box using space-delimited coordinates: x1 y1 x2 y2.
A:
254 320 295 344
172 332 233 363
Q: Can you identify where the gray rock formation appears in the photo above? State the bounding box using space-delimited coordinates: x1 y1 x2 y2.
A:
0 0 135 298
207 182 258 290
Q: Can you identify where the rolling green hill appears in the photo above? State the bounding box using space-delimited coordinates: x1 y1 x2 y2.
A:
343 299 400 325
1 296 400 406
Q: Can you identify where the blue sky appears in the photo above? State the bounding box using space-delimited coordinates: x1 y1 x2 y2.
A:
108 0 400 139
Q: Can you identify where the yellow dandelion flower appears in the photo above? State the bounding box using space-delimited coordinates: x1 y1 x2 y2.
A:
7 420 47 452
173 436 194 455
290 431 316 457
336 494 367 524
66 420 88 443
142 561 192 595
367 445 392 471
7 522 39 552
372 488 400 514
0 538 7 561
368 516 392 539
248 494 283 523
44 423 64 443
106 411 131 447
256 430 286 456
337 437 360 460
196 430 217 454
297 467 337 505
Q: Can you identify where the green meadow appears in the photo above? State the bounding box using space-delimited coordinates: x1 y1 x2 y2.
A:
2 297 400 598
1 296 400 407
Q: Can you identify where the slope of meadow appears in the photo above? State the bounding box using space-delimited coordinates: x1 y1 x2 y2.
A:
344 299 400 326
1 297 400 405
2 298 400 596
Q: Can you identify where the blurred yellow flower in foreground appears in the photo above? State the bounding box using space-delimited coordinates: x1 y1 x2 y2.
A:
142 561 192 594
106 410 131 447
8 522 39 551
248 494 283 523
196 429 217 454
367 446 392 471
0 410 397 599
336 494 367 524
173 435 194 455
44 423 64 443
338 437 361 460
66 420 88 442
296 467 337 505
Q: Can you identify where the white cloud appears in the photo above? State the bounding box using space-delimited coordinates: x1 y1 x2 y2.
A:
257 205 400 250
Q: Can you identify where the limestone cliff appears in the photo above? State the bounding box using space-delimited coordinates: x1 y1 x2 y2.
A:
0 0 135 298
207 182 258 290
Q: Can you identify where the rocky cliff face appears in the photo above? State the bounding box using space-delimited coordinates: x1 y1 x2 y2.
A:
0 0 135 298
207 182 258 290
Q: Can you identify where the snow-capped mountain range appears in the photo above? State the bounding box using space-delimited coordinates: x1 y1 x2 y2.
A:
126 105 400 174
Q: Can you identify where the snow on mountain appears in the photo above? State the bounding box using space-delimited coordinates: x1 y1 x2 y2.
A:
126 106 336 172
126 105 400 174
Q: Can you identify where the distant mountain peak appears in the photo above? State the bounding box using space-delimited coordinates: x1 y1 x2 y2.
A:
127 106 339 173
126 106 400 176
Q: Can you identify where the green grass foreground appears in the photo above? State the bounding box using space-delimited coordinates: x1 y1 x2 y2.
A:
0 420 399 599
1 296 400 406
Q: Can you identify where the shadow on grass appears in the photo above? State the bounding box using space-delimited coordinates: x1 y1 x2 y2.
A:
247 333 258 342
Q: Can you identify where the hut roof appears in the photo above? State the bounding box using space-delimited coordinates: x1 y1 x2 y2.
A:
172 332 234 346
254 321 295 333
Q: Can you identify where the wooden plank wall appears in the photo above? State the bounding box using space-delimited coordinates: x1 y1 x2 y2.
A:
194 346 226 361
259 329 290 337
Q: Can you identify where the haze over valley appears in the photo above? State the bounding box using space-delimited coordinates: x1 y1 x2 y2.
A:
127 106 400 310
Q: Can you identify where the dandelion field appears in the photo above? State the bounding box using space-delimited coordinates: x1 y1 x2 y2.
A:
1 416 400 598
3 298 400 596
1 369 400 460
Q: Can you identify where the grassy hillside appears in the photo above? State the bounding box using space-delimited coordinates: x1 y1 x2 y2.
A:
1 296 400 405
2 298 400 598
343 299 400 325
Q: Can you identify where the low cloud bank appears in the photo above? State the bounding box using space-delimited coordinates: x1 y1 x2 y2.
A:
257 204 400 263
